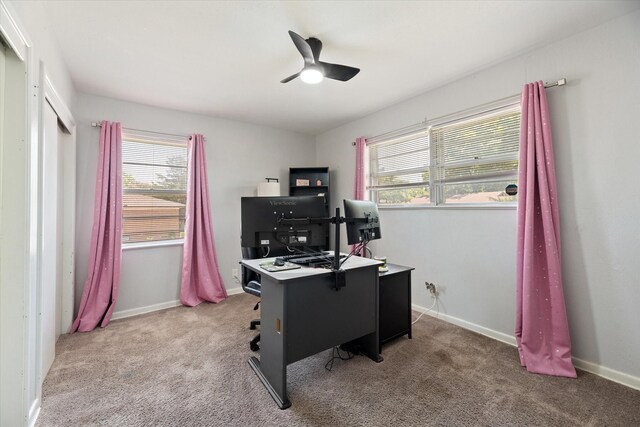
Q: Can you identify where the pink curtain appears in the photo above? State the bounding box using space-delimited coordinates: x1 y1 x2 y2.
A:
516 82 576 378
180 134 227 306
354 136 366 200
71 121 122 333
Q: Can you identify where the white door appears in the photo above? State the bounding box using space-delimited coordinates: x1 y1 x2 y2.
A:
0 36 30 426
41 101 62 378
0 40 5 248
56 123 65 340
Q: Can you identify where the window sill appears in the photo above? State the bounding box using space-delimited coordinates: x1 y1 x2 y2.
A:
122 239 185 251
378 204 517 211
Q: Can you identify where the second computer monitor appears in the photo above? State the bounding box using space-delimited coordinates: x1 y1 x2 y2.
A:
343 199 381 245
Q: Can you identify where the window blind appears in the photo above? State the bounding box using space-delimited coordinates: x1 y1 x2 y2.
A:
368 129 430 205
431 104 520 204
122 131 188 244
366 100 521 207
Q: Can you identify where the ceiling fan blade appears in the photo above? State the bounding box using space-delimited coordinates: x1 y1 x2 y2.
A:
319 62 360 81
288 30 314 64
280 71 301 83
306 37 323 63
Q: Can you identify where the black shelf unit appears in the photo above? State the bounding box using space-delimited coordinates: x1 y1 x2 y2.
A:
289 167 330 211
289 167 330 249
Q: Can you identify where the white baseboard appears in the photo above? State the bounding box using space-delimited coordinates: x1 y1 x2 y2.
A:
111 287 245 321
571 357 640 391
412 303 640 391
413 303 517 347
28 398 40 427
226 286 243 295
111 300 182 321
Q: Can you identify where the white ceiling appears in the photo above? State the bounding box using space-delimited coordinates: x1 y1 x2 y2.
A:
43 0 638 135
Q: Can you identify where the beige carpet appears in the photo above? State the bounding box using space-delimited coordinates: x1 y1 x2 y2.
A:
38 294 640 426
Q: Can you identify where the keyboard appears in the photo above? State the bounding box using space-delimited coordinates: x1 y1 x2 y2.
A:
279 251 329 261
288 254 346 266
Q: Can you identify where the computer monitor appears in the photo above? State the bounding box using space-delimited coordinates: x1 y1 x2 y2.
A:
343 199 381 245
241 196 328 255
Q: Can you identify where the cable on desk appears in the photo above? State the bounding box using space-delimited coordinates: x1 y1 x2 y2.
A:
338 241 367 268
324 346 354 371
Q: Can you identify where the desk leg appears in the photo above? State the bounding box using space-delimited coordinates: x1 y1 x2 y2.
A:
343 266 383 362
343 331 383 362
357 331 384 363
248 357 291 409
408 271 413 340
248 277 291 409
367 268 383 362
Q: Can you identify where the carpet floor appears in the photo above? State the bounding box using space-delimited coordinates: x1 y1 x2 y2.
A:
38 294 640 426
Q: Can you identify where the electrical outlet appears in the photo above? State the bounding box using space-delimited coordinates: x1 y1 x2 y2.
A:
232 269 239 283
425 282 437 296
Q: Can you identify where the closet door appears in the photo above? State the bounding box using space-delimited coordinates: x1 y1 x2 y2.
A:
41 101 62 378
0 43 5 232
0 37 29 426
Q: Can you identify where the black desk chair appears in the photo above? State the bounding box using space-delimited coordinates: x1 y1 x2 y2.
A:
242 279 261 351
241 247 262 351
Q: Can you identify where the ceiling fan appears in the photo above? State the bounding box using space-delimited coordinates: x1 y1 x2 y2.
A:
281 30 360 84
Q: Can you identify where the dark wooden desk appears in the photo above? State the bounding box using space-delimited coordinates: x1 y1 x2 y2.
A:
241 254 383 409
379 263 414 352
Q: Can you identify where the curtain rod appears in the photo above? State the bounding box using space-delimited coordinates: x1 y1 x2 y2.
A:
543 78 567 89
91 122 190 139
351 78 567 146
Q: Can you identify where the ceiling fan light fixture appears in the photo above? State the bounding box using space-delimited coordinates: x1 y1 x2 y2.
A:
282 31 359 84
300 67 324 84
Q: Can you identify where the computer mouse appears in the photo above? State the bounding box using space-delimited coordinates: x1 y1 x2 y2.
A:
274 258 285 266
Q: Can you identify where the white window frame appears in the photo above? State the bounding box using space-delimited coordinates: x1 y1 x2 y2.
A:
368 96 520 209
121 130 188 247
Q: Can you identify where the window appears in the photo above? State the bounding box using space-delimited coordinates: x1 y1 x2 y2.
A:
121 130 188 244
368 127 431 206
368 99 520 207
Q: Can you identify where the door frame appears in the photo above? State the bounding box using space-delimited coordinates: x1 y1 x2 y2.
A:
0 1 38 424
